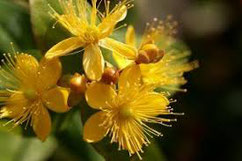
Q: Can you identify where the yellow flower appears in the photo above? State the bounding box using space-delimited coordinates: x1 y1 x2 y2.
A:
113 17 199 92
0 53 70 141
45 0 136 81
83 65 176 159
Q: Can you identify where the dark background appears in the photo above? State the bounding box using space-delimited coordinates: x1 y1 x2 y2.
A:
133 0 242 161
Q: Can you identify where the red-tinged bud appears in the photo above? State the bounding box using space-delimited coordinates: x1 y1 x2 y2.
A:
135 50 150 64
153 50 164 63
101 67 119 85
136 44 164 64
69 73 87 94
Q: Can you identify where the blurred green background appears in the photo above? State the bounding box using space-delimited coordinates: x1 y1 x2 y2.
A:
0 0 241 161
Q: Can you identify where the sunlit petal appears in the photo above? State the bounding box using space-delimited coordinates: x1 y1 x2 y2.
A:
118 65 141 96
83 44 104 81
90 0 97 25
112 52 134 69
32 104 51 141
98 5 127 38
0 93 28 119
125 25 136 47
99 38 137 59
39 58 62 90
130 93 169 116
15 54 39 83
83 111 108 143
43 87 70 113
45 37 84 59
85 82 116 110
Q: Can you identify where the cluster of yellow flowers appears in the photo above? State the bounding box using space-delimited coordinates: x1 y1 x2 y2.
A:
0 0 198 159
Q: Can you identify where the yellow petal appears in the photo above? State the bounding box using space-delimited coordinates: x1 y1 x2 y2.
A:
99 38 137 59
39 58 62 90
115 5 128 22
32 104 51 141
112 52 134 69
125 25 136 47
83 44 104 81
90 0 97 25
85 82 116 110
45 37 84 59
15 54 39 82
118 65 141 96
42 87 70 113
98 5 127 38
130 93 169 116
0 93 28 119
83 111 108 143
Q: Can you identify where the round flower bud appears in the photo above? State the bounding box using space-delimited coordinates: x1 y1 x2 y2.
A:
135 50 150 64
69 73 87 94
142 44 159 59
136 44 165 64
101 67 119 85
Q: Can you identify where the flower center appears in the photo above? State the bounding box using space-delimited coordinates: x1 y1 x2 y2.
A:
119 105 133 119
23 88 38 101
83 26 99 44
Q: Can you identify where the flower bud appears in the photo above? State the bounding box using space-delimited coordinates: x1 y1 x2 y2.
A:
101 67 119 85
136 44 164 64
68 92 83 107
135 50 150 64
141 44 159 60
69 73 87 94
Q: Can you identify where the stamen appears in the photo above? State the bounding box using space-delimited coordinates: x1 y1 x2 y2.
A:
10 42 16 55
114 23 127 31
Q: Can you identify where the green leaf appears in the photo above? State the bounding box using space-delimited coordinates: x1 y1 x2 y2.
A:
29 0 70 52
52 108 105 161
14 137 57 161
0 120 22 135
0 125 57 161
0 26 20 53
0 0 35 53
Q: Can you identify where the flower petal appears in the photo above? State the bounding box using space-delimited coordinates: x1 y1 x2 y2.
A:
125 25 136 47
98 5 127 38
38 58 62 90
90 0 97 25
99 38 137 60
15 54 39 82
32 104 51 141
83 111 108 143
85 82 116 110
112 52 134 69
42 86 70 113
83 44 104 81
130 93 169 116
0 93 28 119
45 37 84 59
118 65 141 96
